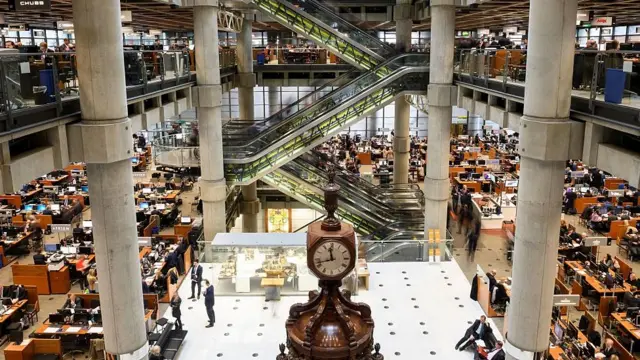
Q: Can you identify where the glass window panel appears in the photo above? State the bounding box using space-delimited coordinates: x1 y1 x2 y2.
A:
615 35 626 42
589 28 600 37
578 29 588 37
613 26 627 35
253 92 264 104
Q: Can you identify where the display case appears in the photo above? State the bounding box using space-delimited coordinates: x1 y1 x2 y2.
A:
208 233 358 296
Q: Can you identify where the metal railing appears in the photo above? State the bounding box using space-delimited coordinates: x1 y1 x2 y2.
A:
455 48 640 111
0 48 236 132
153 129 200 169
361 236 454 262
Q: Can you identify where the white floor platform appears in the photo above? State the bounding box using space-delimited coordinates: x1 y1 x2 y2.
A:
164 261 503 360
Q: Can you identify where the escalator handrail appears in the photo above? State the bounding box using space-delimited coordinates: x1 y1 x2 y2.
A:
223 53 424 151
221 66 362 135
224 55 430 163
255 0 392 64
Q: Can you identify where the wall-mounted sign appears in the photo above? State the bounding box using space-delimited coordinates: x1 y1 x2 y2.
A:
553 294 580 307
503 26 518 34
132 172 147 178
576 10 590 22
477 28 490 36
591 17 613 26
583 237 607 247
8 0 51 11
121 10 132 23
7 23 26 31
50 224 71 233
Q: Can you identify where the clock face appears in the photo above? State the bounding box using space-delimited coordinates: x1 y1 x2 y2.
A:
312 240 352 278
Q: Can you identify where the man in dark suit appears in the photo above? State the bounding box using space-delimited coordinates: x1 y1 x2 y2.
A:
476 341 505 360
601 338 618 358
188 259 203 300
203 279 215 328
486 270 498 294
456 315 490 351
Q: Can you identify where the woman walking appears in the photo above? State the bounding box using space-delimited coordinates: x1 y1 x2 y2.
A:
170 292 183 330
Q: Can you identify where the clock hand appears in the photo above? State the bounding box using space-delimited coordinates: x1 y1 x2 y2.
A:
328 247 335 261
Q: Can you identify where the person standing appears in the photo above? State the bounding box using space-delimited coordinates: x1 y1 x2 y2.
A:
170 292 183 330
203 279 215 328
189 259 203 301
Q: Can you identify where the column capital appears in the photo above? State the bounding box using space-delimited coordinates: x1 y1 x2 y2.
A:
428 84 457 107
430 0 456 7
192 85 222 108
80 117 133 164
235 73 257 88
393 3 412 21
424 177 449 201
393 136 410 153
241 199 261 215
519 116 571 162
200 178 227 203
182 0 218 7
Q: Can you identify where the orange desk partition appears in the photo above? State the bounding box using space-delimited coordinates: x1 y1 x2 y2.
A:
11 265 50 294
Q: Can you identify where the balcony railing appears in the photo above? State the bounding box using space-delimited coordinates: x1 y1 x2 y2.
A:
0 49 237 132
455 48 640 112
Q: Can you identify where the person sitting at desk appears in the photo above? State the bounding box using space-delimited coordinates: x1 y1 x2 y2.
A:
602 254 614 269
42 205 53 216
86 268 97 294
629 273 640 288
38 42 53 64
590 211 604 231
75 255 90 273
62 294 82 309
600 338 618 358
11 285 26 302
72 224 85 242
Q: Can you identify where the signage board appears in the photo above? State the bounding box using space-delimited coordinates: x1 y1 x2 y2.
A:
50 224 71 233
553 294 580 307
121 10 132 22
138 237 152 247
468 147 481 153
608 189 625 198
591 17 613 26
7 23 26 31
8 0 50 11
583 237 607 247
486 159 501 165
576 10 590 22
132 172 147 178
477 28 490 36
571 171 585 179
503 26 518 34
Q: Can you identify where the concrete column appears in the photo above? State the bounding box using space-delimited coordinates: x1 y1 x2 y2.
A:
0 142 11 193
47 125 69 169
506 0 578 358
392 0 412 184
582 122 605 166
467 115 483 137
71 0 148 357
424 0 456 239
192 0 227 240
237 17 260 232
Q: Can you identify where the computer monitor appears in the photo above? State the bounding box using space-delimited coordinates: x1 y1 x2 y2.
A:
181 217 191 224
43 186 58 194
81 186 89 192
44 244 59 253
24 205 34 211
131 158 139 164
464 167 473 172
79 246 92 255
459 173 469 180
478 160 486 165
142 188 152 194
156 203 166 210
468 160 477 166
156 187 166 194
67 186 76 192
36 204 46 212
50 204 60 211
453 160 461 166
471 173 482 180
82 221 92 228
553 322 564 342
139 202 149 210
48 313 65 325
73 313 90 325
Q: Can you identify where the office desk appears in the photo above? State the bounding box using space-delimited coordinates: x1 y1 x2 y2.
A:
34 310 154 337
38 175 70 186
575 197 599 213
48 266 70 294
67 254 95 268
453 177 482 193
0 300 27 325
565 261 633 294
4 338 62 360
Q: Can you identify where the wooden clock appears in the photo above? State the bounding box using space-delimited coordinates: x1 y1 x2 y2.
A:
277 167 383 360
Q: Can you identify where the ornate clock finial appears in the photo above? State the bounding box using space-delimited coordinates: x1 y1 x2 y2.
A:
322 164 341 231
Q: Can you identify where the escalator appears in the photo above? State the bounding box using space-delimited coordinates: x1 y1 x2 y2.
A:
259 150 425 240
251 0 396 70
223 53 429 185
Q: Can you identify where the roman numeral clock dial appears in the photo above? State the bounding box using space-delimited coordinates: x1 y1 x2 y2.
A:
312 240 352 278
